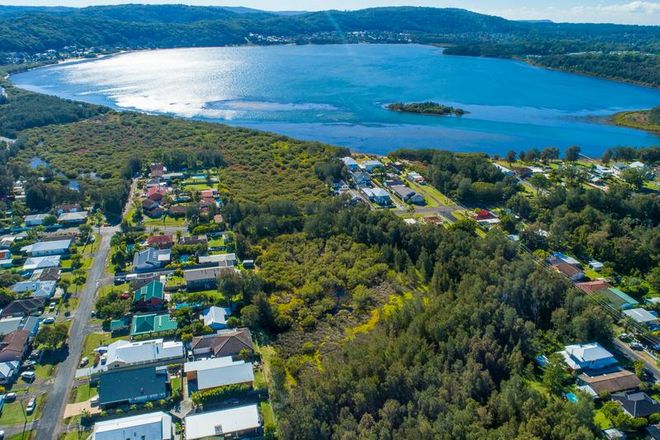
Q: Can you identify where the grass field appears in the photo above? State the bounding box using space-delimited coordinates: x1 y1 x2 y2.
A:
71 382 97 403
81 332 126 361
143 215 186 227
0 393 45 426
260 401 275 427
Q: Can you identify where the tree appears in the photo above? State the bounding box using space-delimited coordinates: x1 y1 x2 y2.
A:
43 215 57 226
620 167 645 190
529 173 551 193
565 145 581 162
34 322 69 352
542 353 570 395
540 147 559 163
602 149 612 164
505 150 516 164
0 287 15 308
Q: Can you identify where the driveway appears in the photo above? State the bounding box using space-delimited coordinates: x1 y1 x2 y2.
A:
33 224 118 438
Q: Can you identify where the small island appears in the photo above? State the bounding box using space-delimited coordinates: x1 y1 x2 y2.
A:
611 106 660 134
387 101 467 116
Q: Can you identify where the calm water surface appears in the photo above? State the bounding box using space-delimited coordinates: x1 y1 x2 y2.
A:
13 44 660 156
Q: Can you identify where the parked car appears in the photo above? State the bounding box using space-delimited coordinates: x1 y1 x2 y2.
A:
42 317 55 324
20 371 35 381
4 393 16 402
79 357 89 367
26 398 36 414
29 350 42 361
49 303 56 311
90 396 99 407
630 341 644 350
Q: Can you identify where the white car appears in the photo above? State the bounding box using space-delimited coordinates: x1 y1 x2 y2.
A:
26 398 36 414
42 317 55 324
79 357 89 367
21 371 35 381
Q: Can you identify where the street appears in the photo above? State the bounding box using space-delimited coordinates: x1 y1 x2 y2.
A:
32 225 118 439
611 338 660 382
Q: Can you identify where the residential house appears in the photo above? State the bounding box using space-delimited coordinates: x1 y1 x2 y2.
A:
146 235 174 249
180 235 208 247
0 330 30 363
142 199 164 218
184 404 261 440
623 308 659 328
0 297 45 318
92 411 173 440
493 163 514 176
57 211 89 225
132 280 166 311
150 163 165 178
184 267 232 291
130 313 178 337
351 171 371 188
612 391 660 418
198 253 236 267
130 274 162 291
132 248 171 273
146 186 169 202
0 317 22 336
184 356 254 393
361 187 391 206
552 262 585 282
577 370 641 397
200 306 231 330
190 328 253 358
560 343 618 371
104 338 184 370
407 171 425 184
21 316 41 337
55 203 81 215
576 280 611 295
341 157 359 171
11 280 57 298
24 214 49 227
362 160 383 173
31 268 61 282
0 360 19 384
98 366 168 408
22 255 61 272
168 205 187 218
390 184 425 205
21 239 71 257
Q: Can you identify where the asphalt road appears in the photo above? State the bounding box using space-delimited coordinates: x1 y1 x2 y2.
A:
33 225 118 439
611 338 660 382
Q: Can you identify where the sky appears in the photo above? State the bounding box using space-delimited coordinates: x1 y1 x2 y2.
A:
2 0 660 25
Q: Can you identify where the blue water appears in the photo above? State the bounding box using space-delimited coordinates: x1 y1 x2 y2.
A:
12 44 660 156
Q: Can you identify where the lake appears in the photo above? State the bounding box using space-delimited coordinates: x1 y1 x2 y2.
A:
13 44 660 156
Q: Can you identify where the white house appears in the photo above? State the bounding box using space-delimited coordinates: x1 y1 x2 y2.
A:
341 157 359 171
92 411 173 440
21 239 72 257
200 306 231 330
23 255 61 272
11 280 57 298
362 160 384 173
198 253 237 267
560 343 618 371
623 308 659 326
24 214 49 227
58 211 89 225
184 356 254 392
184 405 261 440
104 339 184 370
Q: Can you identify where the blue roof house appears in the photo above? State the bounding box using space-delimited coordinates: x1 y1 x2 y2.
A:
560 343 618 371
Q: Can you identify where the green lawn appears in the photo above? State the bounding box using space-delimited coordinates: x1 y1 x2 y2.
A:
260 401 275 427
7 432 35 440
407 180 454 206
144 215 186 227
0 394 45 425
71 382 97 403
33 363 56 381
81 332 126 361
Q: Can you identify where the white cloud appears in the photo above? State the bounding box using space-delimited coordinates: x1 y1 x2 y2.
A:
571 1 660 15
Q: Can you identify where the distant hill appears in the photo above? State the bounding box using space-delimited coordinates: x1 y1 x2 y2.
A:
0 5 657 85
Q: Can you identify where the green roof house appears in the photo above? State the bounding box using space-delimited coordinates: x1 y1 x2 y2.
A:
131 313 177 337
132 280 165 311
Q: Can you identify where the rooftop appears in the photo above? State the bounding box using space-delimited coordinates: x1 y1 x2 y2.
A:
131 314 178 336
98 366 168 406
93 411 172 440
623 308 658 324
184 405 260 439
21 239 72 254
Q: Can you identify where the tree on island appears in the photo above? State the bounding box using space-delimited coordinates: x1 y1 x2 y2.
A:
505 150 516 164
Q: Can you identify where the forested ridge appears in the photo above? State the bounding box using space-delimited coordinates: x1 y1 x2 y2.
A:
0 5 658 85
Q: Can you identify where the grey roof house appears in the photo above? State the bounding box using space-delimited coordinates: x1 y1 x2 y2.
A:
98 365 168 408
132 248 171 273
